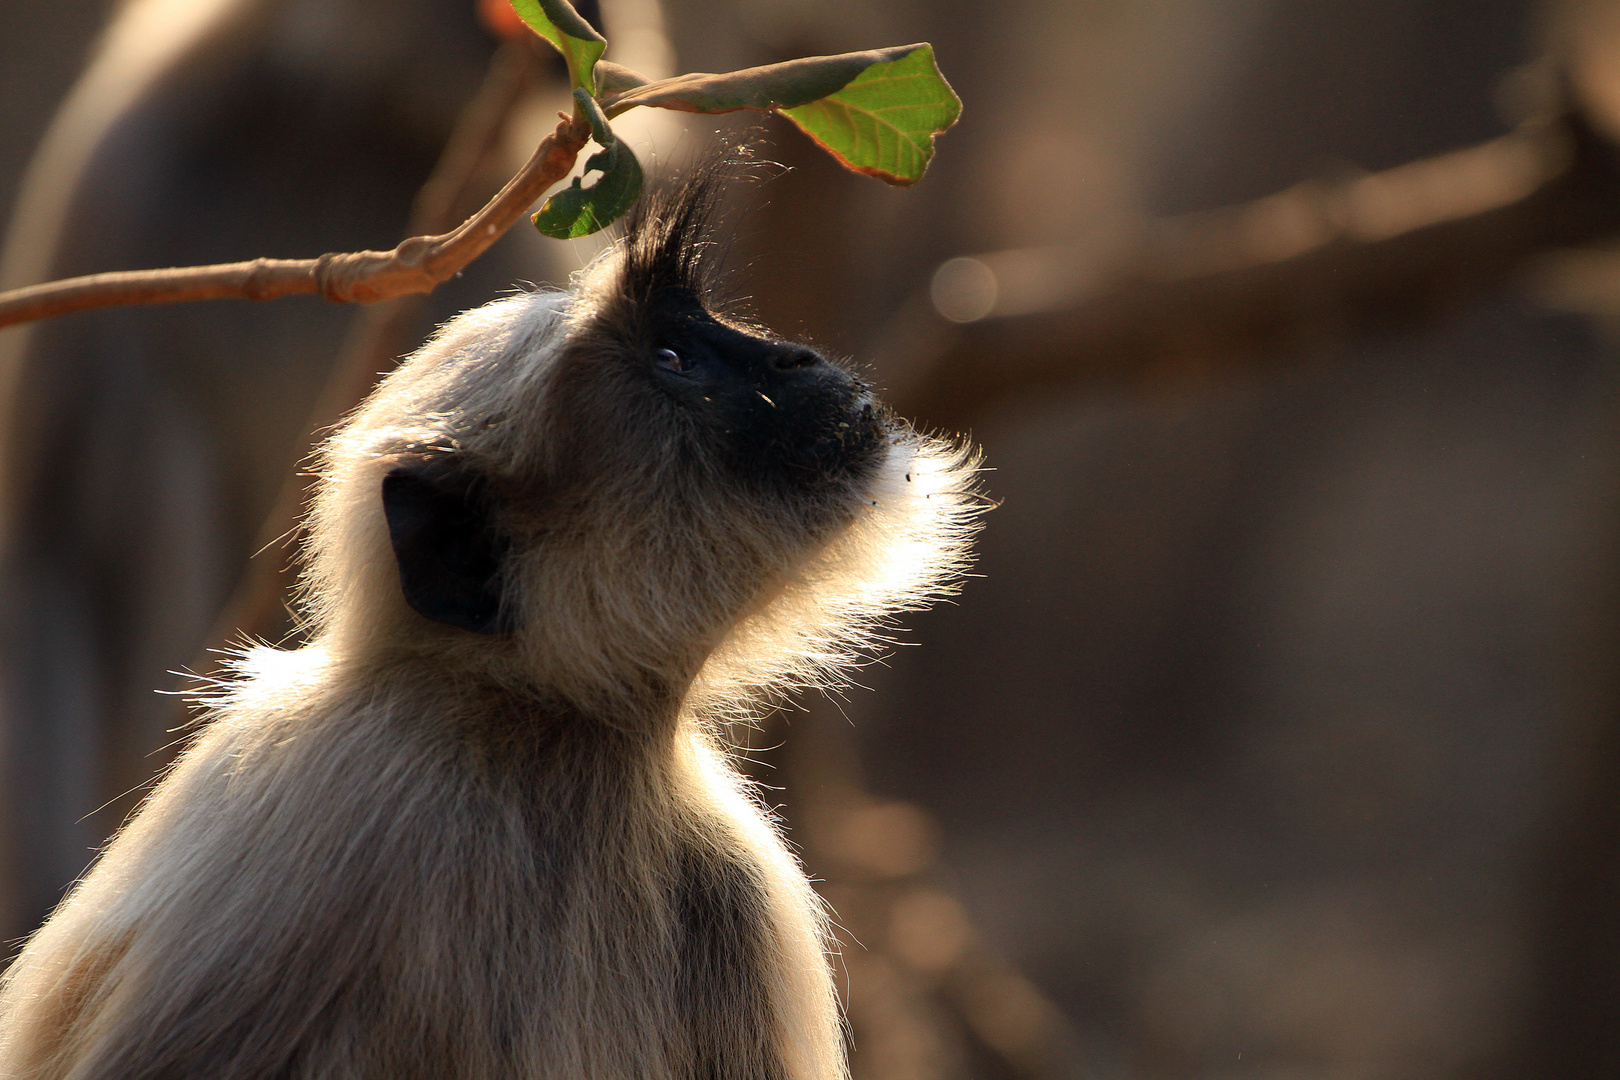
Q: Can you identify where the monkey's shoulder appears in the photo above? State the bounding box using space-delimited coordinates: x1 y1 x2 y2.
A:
0 660 809 1080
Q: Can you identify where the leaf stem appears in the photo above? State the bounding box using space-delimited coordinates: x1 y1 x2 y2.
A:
574 87 615 146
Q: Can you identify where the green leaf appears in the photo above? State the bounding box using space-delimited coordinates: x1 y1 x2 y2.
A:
779 44 959 186
508 0 606 94
532 140 644 238
600 46 921 116
600 43 960 186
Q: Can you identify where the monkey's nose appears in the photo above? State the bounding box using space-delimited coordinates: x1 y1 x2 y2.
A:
772 346 822 371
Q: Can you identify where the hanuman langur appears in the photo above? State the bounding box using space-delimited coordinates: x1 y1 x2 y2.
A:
0 170 981 1080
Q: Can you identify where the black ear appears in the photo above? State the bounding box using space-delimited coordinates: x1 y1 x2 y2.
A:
380 455 513 635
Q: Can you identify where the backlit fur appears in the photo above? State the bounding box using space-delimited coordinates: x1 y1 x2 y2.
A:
0 175 981 1080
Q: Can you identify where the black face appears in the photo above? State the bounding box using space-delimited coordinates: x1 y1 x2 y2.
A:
640 290 886 493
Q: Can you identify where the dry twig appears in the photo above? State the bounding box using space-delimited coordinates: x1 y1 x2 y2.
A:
0 77 586 331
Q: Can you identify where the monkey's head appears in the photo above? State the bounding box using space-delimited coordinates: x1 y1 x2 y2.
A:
301 172 980 719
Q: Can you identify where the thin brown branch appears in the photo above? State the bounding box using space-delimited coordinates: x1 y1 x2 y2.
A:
0 94 588 330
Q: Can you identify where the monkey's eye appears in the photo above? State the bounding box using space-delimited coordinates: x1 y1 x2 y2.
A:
655 347 694 375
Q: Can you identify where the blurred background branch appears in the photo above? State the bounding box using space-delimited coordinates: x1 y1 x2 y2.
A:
888 105 1620 425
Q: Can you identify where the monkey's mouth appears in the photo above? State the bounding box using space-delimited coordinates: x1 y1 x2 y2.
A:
801 394 888 478
761 384 890 493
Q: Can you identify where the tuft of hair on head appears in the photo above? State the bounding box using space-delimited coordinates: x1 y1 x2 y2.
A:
582 145 781 325
616 155 731 308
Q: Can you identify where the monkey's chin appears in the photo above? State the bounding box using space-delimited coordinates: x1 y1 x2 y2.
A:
683 422 982 724
797 395 892 491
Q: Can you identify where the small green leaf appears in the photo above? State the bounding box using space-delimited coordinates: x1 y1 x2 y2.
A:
600 46 920 116
509 0 606 94
779 44 960 186
532 140 644 238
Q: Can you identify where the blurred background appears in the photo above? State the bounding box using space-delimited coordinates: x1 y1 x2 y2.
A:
6 0 1620 1076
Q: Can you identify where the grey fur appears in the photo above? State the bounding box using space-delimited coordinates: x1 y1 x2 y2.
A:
0 175 981 1080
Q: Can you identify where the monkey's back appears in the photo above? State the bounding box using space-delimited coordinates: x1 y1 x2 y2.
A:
0 647 800 1080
